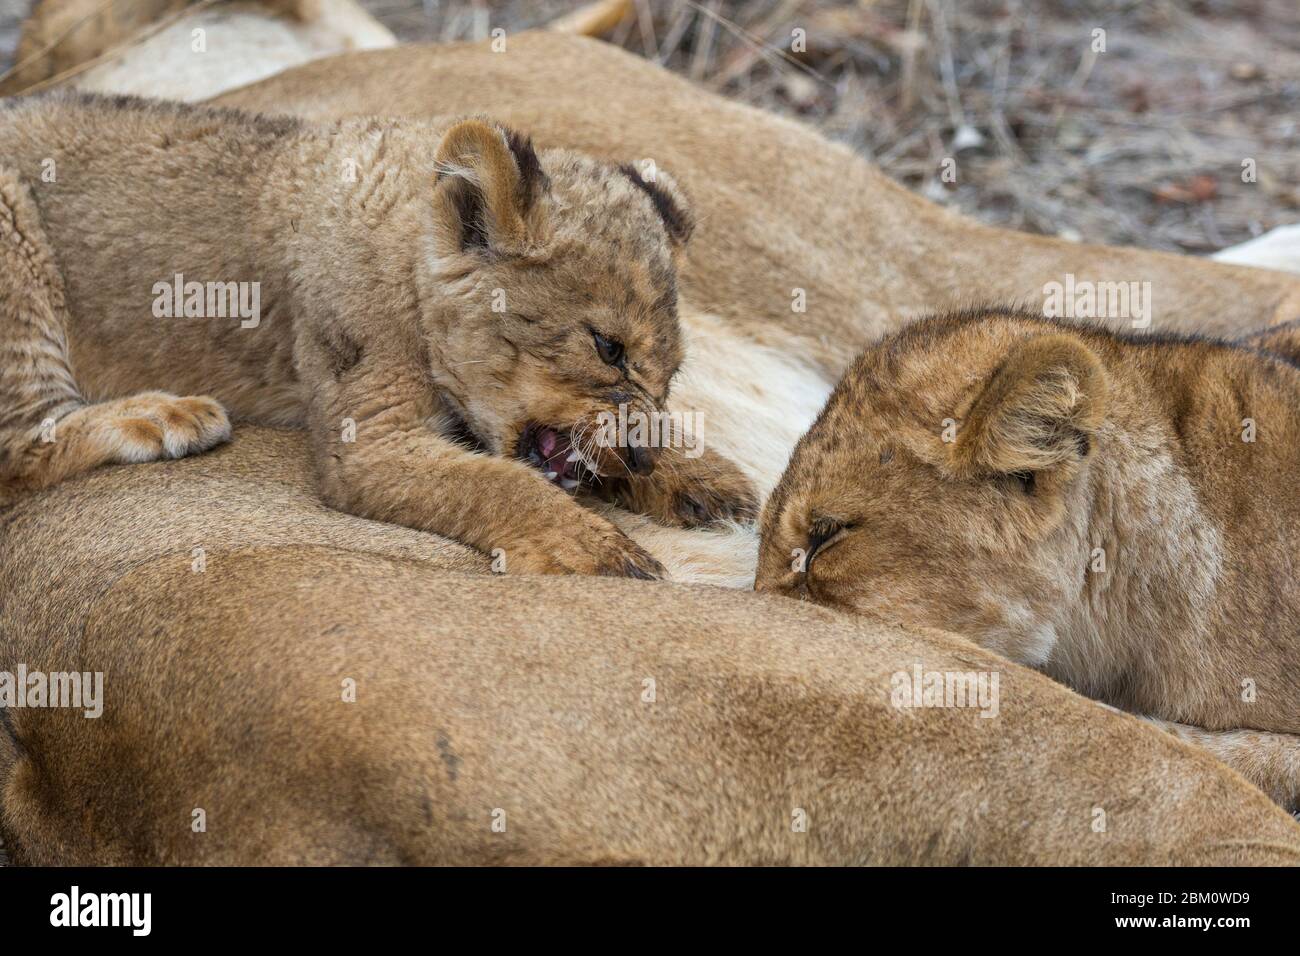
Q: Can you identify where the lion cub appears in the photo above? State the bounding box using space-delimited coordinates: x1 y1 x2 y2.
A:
0 92 755 576
756 309 1300 794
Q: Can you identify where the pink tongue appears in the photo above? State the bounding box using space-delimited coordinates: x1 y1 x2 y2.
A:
539 428 578 477
538 428 559 460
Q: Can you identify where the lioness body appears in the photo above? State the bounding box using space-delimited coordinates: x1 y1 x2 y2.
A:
4 426 1299 865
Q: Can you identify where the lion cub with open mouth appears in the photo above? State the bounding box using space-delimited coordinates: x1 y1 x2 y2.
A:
757 308 1300 802
0 93 755 576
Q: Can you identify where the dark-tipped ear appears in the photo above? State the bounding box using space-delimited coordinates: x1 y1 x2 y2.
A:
951 335 1107 479
432 119 546 253
618 163 694 249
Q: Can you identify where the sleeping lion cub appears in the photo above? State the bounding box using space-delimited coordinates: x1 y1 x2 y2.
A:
0 92 755 576
756 308 1300 804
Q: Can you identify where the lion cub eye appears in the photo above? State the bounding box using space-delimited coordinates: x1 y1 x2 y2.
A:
805 518 850 566
592 331 626 369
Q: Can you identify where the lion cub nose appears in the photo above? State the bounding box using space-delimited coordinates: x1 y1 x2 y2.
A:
626 444 657 475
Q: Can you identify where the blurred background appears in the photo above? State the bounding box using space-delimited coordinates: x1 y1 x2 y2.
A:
2 0 1297 253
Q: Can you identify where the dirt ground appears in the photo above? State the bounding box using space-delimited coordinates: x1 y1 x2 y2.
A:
0 1 1294 252
365 0 1300 254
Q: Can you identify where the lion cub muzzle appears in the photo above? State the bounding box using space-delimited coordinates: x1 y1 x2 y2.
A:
517 420 659 491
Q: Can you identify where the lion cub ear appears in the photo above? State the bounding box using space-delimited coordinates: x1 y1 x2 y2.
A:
432 119 546 253
951 334 1107 479
618 163 695 251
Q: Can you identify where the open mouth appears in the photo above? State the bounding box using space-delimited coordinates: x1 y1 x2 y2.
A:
518 424 597 491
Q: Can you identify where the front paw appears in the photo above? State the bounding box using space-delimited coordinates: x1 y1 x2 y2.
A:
496 517 666 579
670 468 760 527
107 392 232 463
613 450 759 529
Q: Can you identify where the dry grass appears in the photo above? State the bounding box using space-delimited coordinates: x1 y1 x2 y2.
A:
0 0 1294 250
369 0 1300 253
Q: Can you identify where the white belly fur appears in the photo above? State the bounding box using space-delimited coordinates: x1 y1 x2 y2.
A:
66 0 395 102
1211 224 1300 276
607 308 833 588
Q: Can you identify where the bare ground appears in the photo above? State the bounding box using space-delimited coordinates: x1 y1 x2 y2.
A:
364 0 1300 254
1 1 1293 251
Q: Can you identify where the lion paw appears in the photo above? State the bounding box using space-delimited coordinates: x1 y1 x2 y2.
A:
495 519 665 579
612 449 760 529
107 392 232 463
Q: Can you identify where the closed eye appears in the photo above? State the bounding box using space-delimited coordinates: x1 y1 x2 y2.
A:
805 518 852 567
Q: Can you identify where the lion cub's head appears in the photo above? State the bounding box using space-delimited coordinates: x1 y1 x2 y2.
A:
755 311 1110 665
420 119 692 490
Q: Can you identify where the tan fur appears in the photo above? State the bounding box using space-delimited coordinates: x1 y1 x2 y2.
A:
1 0 194 96
1145 718 1300 811
0 93 756 576
756 309 1300 807
0 165 230 503
201 33 1300 590
4 12 1300 862
2 428 1298 864
17 24 1300 588
211 34 1300 370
